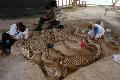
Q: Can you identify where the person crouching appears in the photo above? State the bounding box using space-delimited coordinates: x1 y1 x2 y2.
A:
1 22 28 56
87 21 105 40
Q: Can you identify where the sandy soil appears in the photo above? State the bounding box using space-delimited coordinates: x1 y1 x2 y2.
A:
0 6 120 80
0 54 46 80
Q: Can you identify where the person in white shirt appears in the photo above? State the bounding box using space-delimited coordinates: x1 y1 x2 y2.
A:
1 22 28 55
88 21 105 40
6 23 28 39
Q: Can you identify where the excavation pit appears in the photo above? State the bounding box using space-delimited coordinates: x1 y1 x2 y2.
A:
12 19 120 80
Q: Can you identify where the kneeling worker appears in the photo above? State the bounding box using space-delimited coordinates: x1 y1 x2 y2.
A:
87 21 105 40
1 22 28 55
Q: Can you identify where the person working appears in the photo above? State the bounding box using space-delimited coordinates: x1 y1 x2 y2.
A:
87 21 105 40
37 6 56 31
1 22 28 55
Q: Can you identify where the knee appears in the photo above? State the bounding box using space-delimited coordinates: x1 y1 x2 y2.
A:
2 32 7 36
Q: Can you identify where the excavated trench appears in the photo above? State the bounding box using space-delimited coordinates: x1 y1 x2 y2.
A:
12 19 120 80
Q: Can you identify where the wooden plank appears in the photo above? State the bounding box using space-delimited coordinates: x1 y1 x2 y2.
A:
82 1 86 7
66 0 68 7
73 0 75 6
69 0 71 6
62 0 63 7
58 0 59 7
76 0 77 6
79 0 81 6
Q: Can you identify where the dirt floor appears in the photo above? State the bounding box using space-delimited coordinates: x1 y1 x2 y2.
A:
0 6 120 80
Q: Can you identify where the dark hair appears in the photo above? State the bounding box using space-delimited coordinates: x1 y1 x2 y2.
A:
88 23 93 29
17 22 26 32
45 6 52 10
16 22 23 27
96 20 101 25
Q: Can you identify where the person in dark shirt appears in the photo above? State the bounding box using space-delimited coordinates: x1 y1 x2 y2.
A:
37 6 56 31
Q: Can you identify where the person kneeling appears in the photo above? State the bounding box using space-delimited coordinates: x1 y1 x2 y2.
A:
1 22 28 56
87 21 105 40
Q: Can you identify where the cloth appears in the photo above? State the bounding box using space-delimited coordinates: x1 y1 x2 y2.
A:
113 54 120 64
6 24 17 35
15 28 28 39
95 24 105 38
94 27 99 36
88 24 105 39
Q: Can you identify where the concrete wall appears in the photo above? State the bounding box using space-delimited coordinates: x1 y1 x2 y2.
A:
0 0 53 8
0 0 58 18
